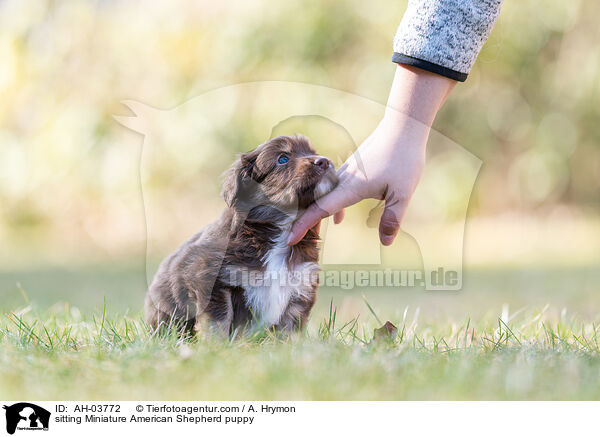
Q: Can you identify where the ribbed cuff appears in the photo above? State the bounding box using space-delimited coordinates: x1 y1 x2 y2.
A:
392 52 468 82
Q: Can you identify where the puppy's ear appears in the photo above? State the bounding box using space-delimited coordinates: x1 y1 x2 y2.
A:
222 149 260 208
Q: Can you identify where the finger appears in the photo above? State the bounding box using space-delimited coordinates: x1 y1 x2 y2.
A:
333 209 345 224
310 220 322 235
288 186 360 245
379 194 409 246
287 203 330 245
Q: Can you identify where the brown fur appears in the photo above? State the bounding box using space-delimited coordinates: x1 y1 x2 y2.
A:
145 135 337 336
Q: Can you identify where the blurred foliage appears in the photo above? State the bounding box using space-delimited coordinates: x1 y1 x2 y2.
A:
0 0 598 263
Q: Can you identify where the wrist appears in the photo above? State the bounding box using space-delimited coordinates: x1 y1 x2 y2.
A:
385 65 456 126
379 108 432 143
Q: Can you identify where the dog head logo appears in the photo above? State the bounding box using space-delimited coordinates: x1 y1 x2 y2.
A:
115 81 481 291
3 403 50 435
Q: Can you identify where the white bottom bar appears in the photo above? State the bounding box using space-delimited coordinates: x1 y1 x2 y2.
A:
0 401 595 436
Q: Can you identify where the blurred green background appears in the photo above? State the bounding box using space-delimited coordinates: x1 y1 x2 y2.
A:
0 0 598 323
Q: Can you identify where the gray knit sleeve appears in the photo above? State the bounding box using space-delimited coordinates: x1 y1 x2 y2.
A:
392 0 503 81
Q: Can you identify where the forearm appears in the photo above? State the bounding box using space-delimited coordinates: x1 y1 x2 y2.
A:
384 64 456 127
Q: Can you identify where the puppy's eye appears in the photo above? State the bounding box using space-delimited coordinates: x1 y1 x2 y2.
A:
277 154 289 165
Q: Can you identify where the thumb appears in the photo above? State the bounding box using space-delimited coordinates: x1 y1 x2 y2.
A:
287 184 361 245
379 191 410 246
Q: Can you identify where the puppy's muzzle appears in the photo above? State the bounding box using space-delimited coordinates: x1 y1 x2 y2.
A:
310 156 338 199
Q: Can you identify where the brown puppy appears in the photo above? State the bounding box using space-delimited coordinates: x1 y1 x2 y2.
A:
145 135 338 336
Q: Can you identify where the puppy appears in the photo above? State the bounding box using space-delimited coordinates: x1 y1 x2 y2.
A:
145 135 338 336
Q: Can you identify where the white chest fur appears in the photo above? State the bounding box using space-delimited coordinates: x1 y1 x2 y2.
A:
242 229 319 327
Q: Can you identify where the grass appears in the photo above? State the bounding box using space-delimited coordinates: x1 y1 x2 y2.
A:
1 261 599 400
2 295 600 400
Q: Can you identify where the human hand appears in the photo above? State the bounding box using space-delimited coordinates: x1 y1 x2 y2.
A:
287 65 455 246
287 112 429 246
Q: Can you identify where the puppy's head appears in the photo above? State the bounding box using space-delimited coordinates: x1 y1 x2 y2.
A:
222 135 338 212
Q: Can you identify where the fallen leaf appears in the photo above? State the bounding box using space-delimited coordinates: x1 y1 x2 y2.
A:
373 321 398 341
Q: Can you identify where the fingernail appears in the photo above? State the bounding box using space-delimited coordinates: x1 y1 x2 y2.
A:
381 235 394 246
286 234 294 245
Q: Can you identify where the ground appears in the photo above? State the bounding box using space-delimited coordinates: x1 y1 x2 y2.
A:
1 263 599 400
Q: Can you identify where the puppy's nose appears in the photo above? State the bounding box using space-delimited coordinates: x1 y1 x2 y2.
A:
314 156 331 170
